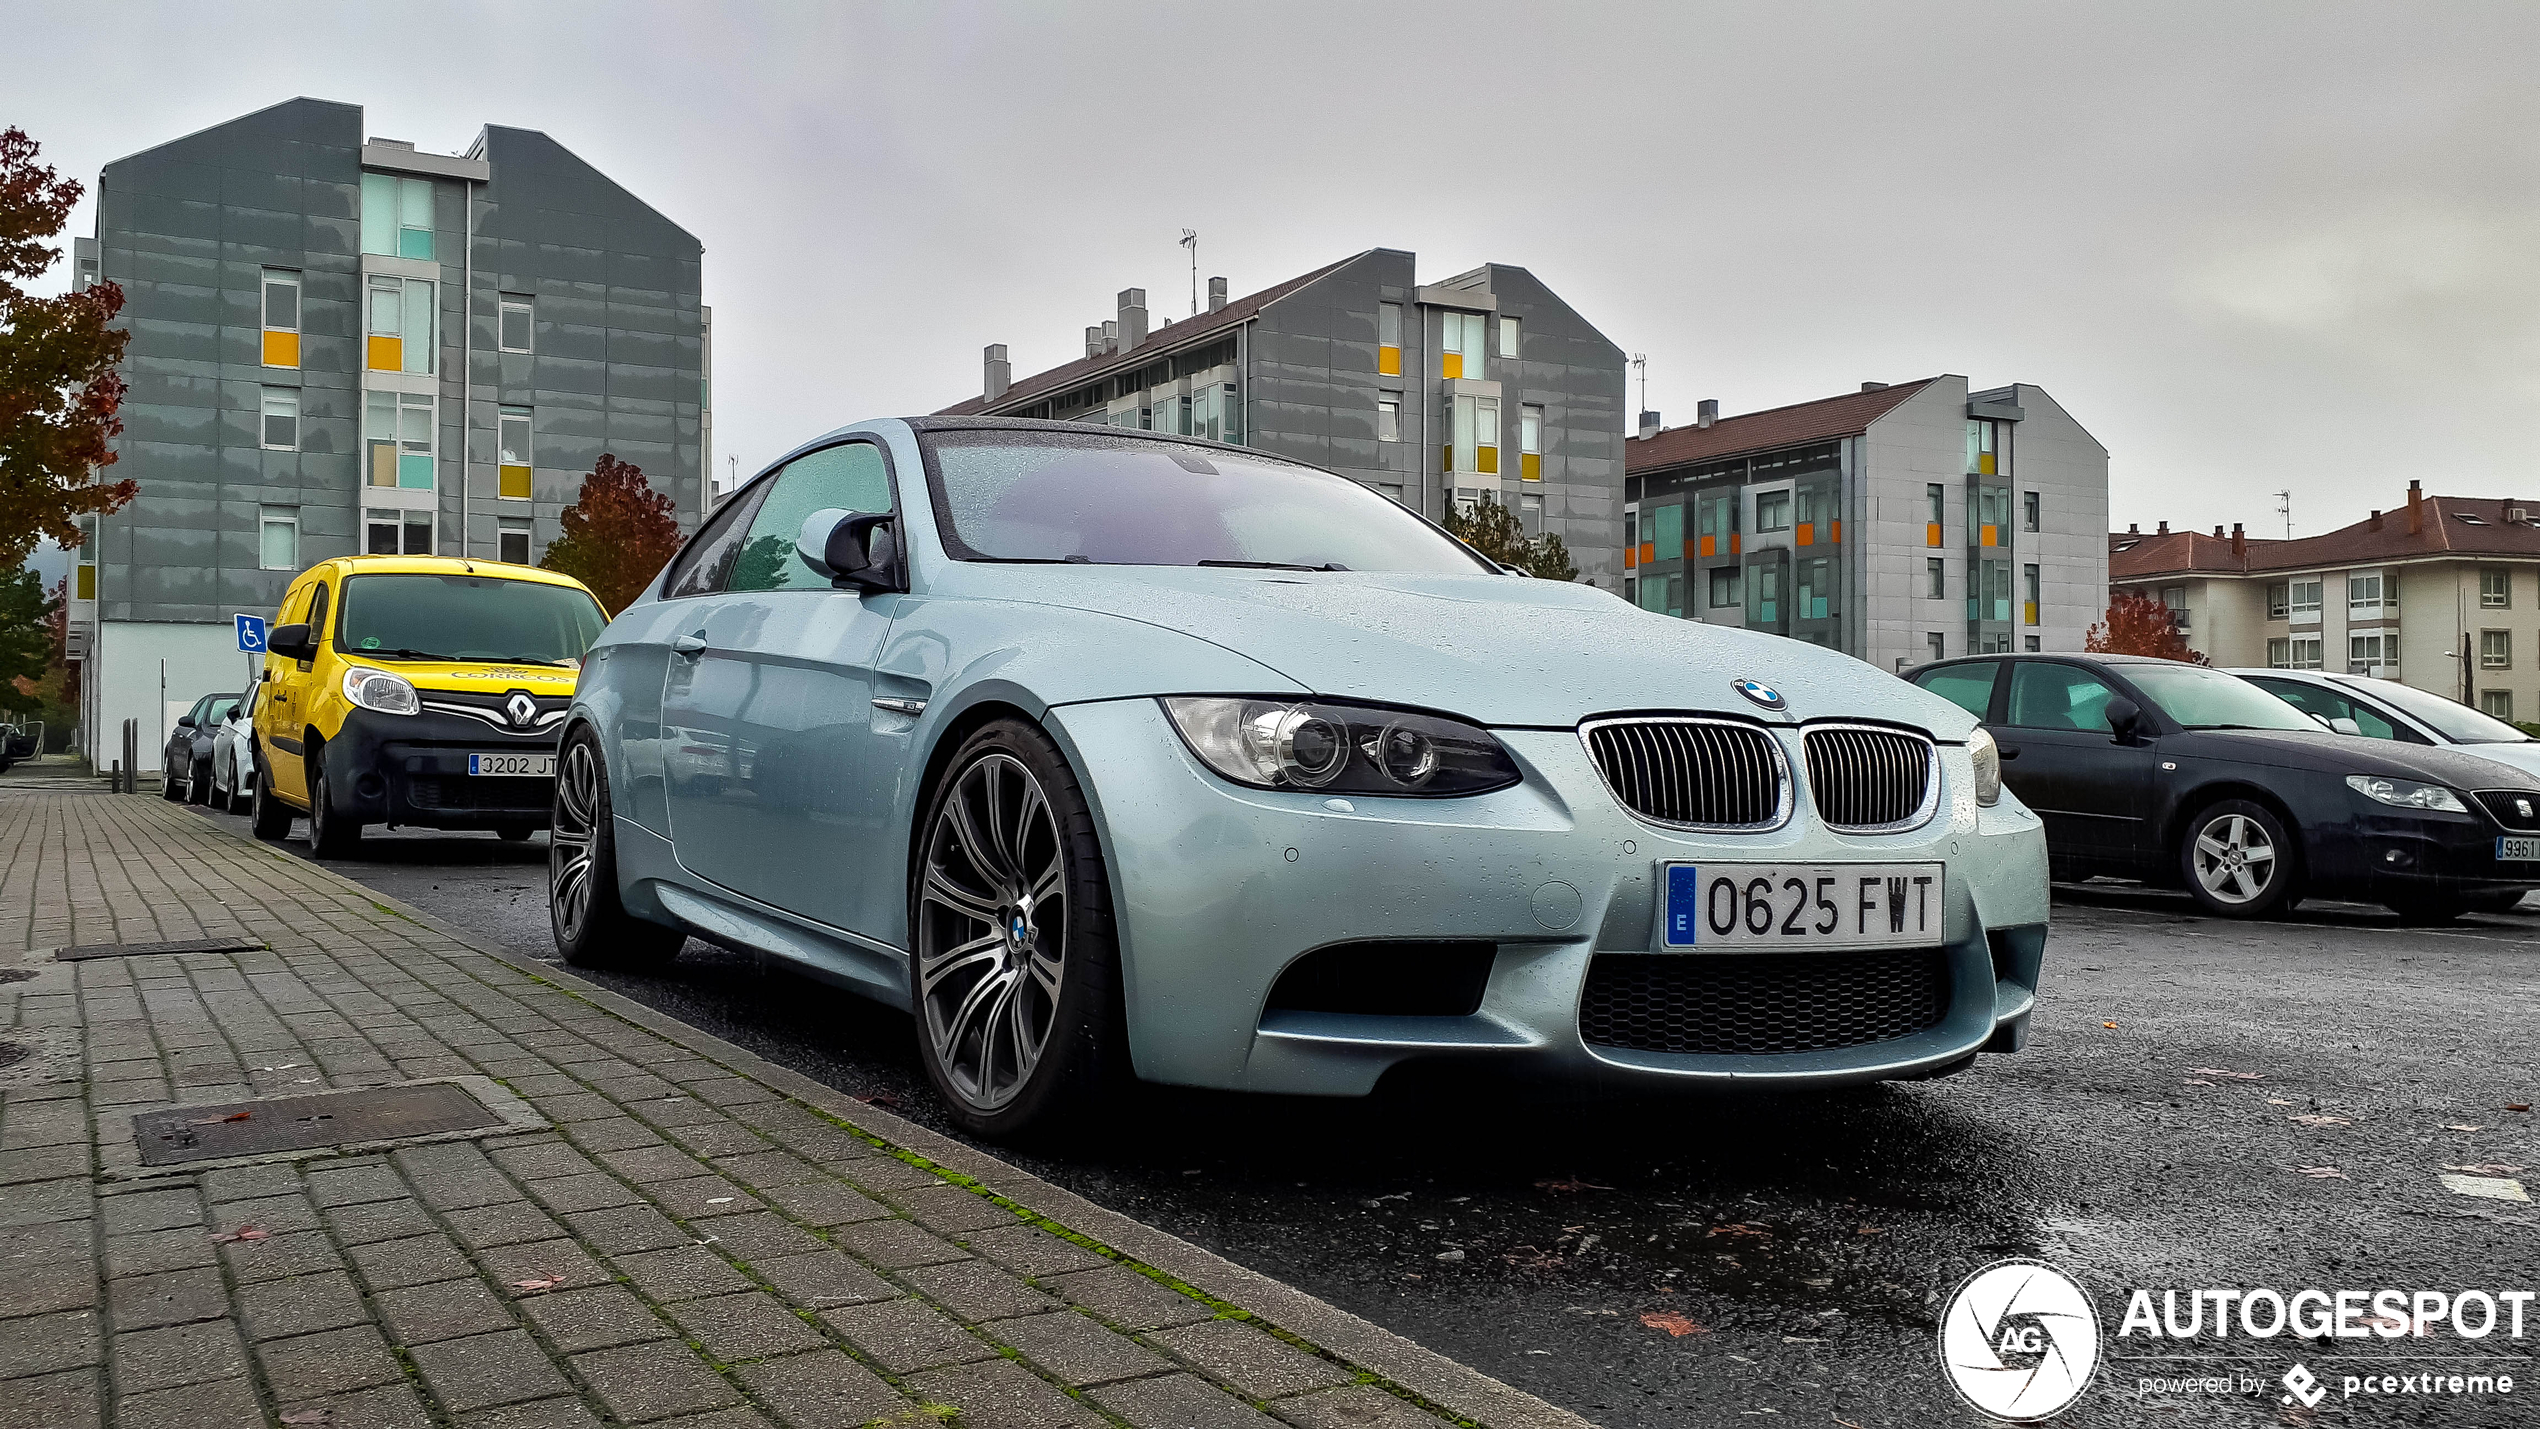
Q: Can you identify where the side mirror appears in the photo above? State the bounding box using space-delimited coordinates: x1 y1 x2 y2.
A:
2104 696 2143 743
176 716 196 729
267 623 311 660
2331 716 2363 736
796 508 902 594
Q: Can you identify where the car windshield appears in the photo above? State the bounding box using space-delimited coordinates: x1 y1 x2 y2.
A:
336 574 608 665
2124 663 2321 731
2354 678 2532 744
924 429 1492 574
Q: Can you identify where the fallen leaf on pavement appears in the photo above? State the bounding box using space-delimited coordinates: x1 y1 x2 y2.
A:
2268 1098 2295 1106
851 1093 903 1109
1708 1223 1772 1240
1835 1418 1868 1429
2183 1079 2215 1087
1640 1311 1707 1337
2290 1114 2352 1127
2445 1124 2485 1132
210 1225 267 1243
2293 1167 2348 1179
1534 1177 1615 1193
190 1111 252 1125
2103 1022 2119 1029
511 1274 566 1294
2508 1104 2532 1113
2445 1163 2526 1176
2189 1068 2264 1080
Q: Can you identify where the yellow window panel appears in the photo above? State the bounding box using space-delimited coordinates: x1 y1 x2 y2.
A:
1521 452 1541 481
75 565 96 600
1477 446 1498 475
499 465 533 500
367 335 401 371
1440 445 1453 472
1440 352 1463 380
262 330 299 368
2025 601 2039 626
1377 345 1401 377
1978 453 1997 475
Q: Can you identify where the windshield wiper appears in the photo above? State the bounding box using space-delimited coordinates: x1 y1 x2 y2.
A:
969 555 1093 564
1196 559 1351 572
356 647 460 662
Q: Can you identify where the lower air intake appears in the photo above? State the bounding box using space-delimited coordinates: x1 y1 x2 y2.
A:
1578 948 1949 1055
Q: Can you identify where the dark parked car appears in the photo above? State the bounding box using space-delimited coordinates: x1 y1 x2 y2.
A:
161 693 239 805
1908 653 2540 920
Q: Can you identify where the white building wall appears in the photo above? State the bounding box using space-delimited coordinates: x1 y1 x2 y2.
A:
93 622 252 774
1856 378 1970 673
2002 384 2110 655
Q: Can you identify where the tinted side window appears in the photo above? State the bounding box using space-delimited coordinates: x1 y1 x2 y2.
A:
728 443 895 594
1915 662 1999 720
306 583 331 644
662 481 771 599
2006 663 2116 733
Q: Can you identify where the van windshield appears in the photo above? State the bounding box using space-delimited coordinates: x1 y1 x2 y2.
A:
336 574 607 665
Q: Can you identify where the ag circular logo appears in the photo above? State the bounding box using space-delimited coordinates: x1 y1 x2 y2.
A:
1732 678 1786 711
1938 1259 2101 1422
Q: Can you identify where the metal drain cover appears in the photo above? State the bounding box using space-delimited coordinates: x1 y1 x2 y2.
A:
132 1083 501 1166
57 937 263 962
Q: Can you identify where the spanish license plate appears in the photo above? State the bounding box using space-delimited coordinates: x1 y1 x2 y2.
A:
2499 837 2540 861
466 753 554 778
1660 862 1944 951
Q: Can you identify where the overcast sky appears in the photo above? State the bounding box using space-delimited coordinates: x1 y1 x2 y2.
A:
15 0 2540 540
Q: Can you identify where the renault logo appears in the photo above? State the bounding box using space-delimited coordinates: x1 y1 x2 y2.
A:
504 692 538 728
1733 678 1787 712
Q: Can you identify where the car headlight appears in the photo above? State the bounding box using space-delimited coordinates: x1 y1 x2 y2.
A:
342 667 420 716
1160 696 1520 797
2345 774 2466 813
1967 727 2002 807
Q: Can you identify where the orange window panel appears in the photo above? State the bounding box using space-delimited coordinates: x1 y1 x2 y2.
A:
1926 522 1942 547
1698 534 1716 558
1477 446 1498 475
1683 539 1698 560
1377 345 1401 377
262 330 299 368
1440 352 1463 380
1796 523 1814 547
499 465 532 500
367 335 401 371
1640 542 1656 566
1831 520 1842 543
1521 452 1541 481
1624 545 1638 569
1981 524 1999 547
1730 533 1742 555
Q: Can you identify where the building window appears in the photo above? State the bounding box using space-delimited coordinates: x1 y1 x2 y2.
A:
1754 489 1791 533
360 173 435 260
2158 584 2188 631
1926 632 1945 664
499 294 533 354
2348 632 2393 675
1637 571 1680 618
1709 566 1741 608
2023 563 2040 625
2347 571 2385 617
1927 557 1945 599
1447 394 1500 474
1440 310 1486 380
2483 690 2514 722
366 391 435 490
260 389 299 451
2290 635 2322 669
367 274 433 374
2288 577 2322 621
2024 635 2040 652
2482 630 2512 670
1970 485 2010 546
2022 491 2040 532
2267 637 2290 667
1497 315 1520 359
2266 582 2289 619
499 521 532 565
1377 302 1403 377
366 507 434 556
1965 419 2000 476
499 407 533 500
1926 483 1944 547
1750 565 1780 625
258 507 298 570
261 269 300 368
1518 492 1541 527
1519 404 1543 481
1796 556 1832 620
2482 568 2511 609
1376 396 1399 443
1649 503 1683 563
1376 482 1406 505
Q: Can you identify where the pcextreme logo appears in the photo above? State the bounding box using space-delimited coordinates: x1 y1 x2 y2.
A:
1939 1259 2103 1421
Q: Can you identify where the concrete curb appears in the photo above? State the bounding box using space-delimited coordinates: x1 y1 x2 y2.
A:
330 849 1599 1429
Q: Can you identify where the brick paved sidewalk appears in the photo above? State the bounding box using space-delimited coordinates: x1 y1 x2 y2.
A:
0 789 1591 1429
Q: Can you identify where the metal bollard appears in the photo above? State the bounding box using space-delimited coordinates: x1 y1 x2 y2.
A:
122 718 138 794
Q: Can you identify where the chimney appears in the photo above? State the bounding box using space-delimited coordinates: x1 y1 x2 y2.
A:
2407 478 2423 535
1102 319 1119 355
2231 522 2245 558
982 344 1010 402
2213 525 2224 538
2157 521 2169 535
1207 276 1227 313
1697 398 1719 428
1861 381 1888 392
2128 522 2140 534
1085 325 1105 359
2368 510 2384 530
1118 288 1149 349
1636 411 1662 440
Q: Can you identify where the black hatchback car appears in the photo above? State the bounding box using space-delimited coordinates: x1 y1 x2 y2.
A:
1908 653 2540 920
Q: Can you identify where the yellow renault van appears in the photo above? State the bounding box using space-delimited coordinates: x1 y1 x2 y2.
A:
249 555 609 855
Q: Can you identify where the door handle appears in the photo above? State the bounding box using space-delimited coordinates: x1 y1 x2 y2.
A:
1997 745 2020 760
672 632 708 657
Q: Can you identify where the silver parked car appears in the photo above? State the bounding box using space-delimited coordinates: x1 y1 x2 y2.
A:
210 683 259 813
2231 668 2540 780
554 418 2052 1135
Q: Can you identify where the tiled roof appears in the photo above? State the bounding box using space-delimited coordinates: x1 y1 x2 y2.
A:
1624 379 1940 472
2111 494 2540 581
936 254 1362 417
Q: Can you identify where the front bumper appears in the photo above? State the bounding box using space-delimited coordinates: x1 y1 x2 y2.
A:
321 708 558 831
2311 803 2540 899
1047 698 2052 1096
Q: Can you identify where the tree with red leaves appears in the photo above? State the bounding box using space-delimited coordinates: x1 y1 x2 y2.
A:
2085 588 2209 665
1 126 133 570
539 453 682 614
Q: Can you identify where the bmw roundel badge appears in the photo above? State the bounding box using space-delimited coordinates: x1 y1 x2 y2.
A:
1733 678 1787 711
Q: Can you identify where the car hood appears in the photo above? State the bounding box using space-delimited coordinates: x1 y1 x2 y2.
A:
982 567 1980 735
336 658 582 696
2174 728 2540 791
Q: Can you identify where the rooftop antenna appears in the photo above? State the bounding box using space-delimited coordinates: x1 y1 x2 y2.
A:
1180 229 1198 317
1630 353 1647 415
2274 488 2292 539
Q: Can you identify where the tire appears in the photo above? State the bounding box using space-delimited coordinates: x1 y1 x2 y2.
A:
187 757 213 805
249 751 294 840
910 717 1125 1139
160 760 184 800
548 729 684 969
495 823 535 843
2178 798 2301 918
306 750 362 857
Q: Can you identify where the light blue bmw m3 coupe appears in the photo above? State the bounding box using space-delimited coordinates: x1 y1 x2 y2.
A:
551 417 2051 1136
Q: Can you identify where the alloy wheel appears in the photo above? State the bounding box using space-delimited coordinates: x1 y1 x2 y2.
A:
2192 812 2277 904
917 752 1066 1114
550 741 599 944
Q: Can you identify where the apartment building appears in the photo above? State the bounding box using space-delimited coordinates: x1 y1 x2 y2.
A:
1622 376 2109 672
938 248 1630 587
75 97 706 768
2112 483 2540 722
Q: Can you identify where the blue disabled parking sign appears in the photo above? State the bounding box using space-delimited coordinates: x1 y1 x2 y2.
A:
235 614 267 654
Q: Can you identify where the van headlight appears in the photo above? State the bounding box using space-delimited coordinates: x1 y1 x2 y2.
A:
1968 727 2002 807
1160 696 1519 796
2345 774 2465 812
342 667 420 716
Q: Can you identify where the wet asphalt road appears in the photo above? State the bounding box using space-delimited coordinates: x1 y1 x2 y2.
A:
185 800 2540 1429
